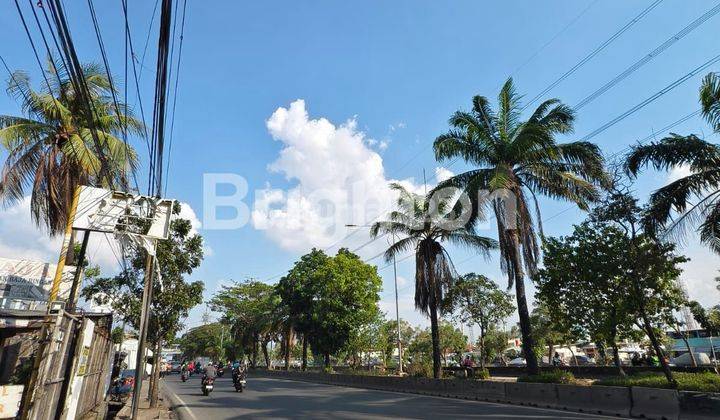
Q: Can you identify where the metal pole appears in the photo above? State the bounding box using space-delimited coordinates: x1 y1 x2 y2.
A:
66 230 90 312
131 252 155 419
392 232 403 375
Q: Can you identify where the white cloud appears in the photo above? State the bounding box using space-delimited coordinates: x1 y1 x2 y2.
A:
434 167 454 183
667 165 694 183
253 99 425 254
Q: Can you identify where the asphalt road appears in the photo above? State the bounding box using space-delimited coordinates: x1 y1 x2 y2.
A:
162 374 624 419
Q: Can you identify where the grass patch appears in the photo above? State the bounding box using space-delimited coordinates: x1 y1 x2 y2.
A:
595 372 720 392
518 370 577 385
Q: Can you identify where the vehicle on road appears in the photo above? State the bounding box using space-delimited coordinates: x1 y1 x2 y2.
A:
201 377 214 396
181 370 189 382
507 357 526 366
568 355 595 366
170 361 183 373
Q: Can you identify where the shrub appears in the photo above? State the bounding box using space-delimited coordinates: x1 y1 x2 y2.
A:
323 366 335 374
474 368 490 380
406 359 433 378
518 369 576 384
595 372 720 392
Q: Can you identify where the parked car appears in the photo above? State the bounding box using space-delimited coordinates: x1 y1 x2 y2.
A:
568 355 595 366
507 357 526 366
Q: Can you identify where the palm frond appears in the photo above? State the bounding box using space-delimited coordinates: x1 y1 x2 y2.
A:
700 72 720 132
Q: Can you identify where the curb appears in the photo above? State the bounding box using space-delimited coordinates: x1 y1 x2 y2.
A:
160 380 197 420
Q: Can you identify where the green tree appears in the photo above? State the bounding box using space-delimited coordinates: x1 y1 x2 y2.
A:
371 183 497 378
210 280 280 368
342 312 384 369
689 301 720 336
276 249 329 370
308 249 382 367
81 202 204 405
408 322 467 366
530 303 576 365
377 318 414 368
433 78 607 373
443 273 514 368
0 60 141 234
482 326 513 364
625 73 720 252
178 323 231 361
535 221 640 374
591 186 688 384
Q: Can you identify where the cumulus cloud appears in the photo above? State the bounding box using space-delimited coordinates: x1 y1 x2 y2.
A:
253 100 432 254
666 165 694 183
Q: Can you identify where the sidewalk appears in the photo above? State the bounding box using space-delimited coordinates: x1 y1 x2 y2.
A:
115 380 174 420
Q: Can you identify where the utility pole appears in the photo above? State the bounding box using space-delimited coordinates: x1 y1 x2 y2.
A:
130 252 155 419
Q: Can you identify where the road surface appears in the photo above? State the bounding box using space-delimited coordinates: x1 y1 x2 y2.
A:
162 374 624 419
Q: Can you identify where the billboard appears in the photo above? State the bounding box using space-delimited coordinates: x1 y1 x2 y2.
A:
73 186 173 240
0 257 76 309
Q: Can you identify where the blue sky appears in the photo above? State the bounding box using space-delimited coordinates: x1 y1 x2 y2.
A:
1 0 719 331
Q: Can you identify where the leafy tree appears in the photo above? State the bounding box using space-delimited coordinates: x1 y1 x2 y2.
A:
689 301 720 336
377 318 414 368
535 221 641 374
529 303 577 364
307 249 382 366
625 73 720 253
178 323 232 361
276 249 329 369
482 326 513 364
0 60 141 234
408 322 467 366
443 273 514 368
342 312 384 369
210 280 279 368
590 185 688 384
433 78 607 373
82 203 204 406
371 183 497 378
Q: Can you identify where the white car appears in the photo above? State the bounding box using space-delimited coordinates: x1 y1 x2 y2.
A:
508 357 526 366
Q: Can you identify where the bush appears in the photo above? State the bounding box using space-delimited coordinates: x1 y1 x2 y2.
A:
406 359 433 378
323 366 335 374
474 368 490 380
518 369 576 384
595 372 720 392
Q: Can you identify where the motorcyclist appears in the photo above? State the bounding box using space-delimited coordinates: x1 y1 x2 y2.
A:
204 363 217 380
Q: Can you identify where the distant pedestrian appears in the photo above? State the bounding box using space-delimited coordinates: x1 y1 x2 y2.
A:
552 352 562 367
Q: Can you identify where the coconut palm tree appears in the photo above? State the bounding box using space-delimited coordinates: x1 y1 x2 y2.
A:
432 78 607 374
625 73 720 252
0 60 142 234
371 183 497 378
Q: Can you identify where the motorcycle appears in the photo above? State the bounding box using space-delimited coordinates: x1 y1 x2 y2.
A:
181 370 189 382
217 366 225 378
232 369 247 392
201 376 215 396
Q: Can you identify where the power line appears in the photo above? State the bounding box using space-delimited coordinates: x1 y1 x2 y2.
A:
164 0 188 195
574 2 720 111
522 0 663 110
582 52 720 141
87 0 139 192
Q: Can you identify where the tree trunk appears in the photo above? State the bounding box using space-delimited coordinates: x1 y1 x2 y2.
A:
149 340 161 408
262 339 271 368
611 342 626 377
302 334 308 371
324 352 330 368
479 329 486 370
429 301 442 379
677 327 698 368
508 230 539 375
548 343 554 367
284 328 291 370
251 333 258 368
640 310 675 385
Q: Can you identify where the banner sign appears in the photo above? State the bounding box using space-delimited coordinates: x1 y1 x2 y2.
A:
0 257 75 307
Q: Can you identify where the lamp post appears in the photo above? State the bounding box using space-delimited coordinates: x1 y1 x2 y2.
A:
345 224 403 375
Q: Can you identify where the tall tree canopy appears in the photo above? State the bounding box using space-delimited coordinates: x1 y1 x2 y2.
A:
432 78 607 373
371 183 496 378
0 60 142 233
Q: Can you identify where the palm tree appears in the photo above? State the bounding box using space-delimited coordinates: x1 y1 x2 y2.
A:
371 183 497 378
625 73 720 251
432 78 607 374
0 60 142 234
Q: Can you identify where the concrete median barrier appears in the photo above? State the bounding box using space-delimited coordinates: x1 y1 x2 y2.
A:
556 384 631 417
630 386 679 420
505 382 559 408
678 391 720 420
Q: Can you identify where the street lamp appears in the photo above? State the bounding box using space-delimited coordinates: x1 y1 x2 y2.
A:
345 224 404 375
